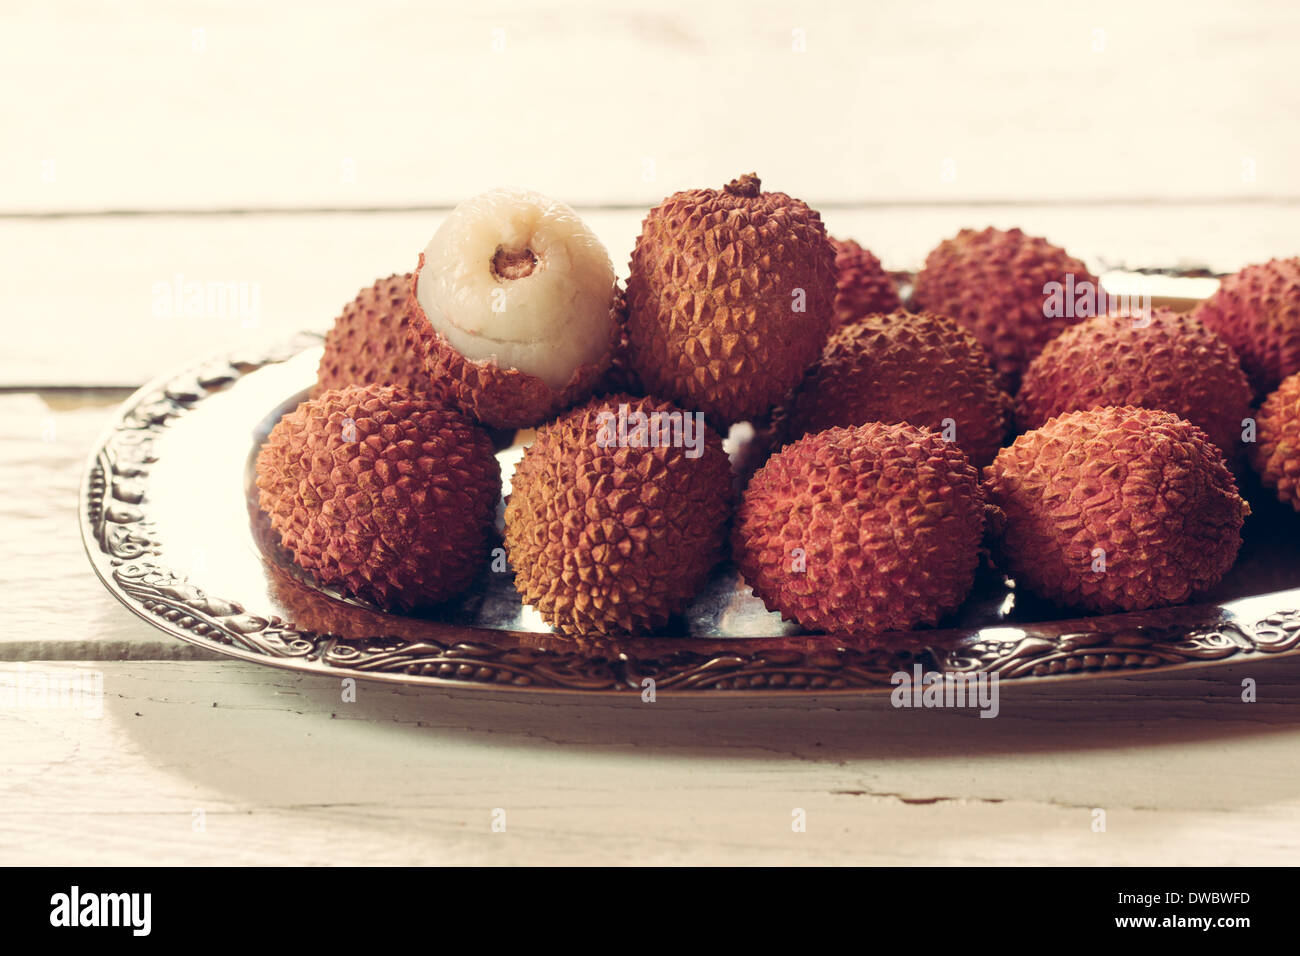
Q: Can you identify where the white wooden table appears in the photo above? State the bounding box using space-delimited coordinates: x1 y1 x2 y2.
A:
4 0 1300 866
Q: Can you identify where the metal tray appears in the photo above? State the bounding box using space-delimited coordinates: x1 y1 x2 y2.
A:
79 272 1300 696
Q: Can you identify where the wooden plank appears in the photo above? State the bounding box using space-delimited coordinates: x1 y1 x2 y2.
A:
1 660 1297 864
3 1 1300 212
4 203 1299 388
0 393 221 657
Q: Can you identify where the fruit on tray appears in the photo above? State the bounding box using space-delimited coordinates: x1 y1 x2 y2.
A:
912 226 1097 389
783 309 1010 466
1193 257 1300 395
624 173 836 425
255 384 501 609
1015 308 1252 458
1251 371 1300 512
261 180 1299 639
406 188 618 429
732 422 988 634
503 394 732 635
983 406 1250 613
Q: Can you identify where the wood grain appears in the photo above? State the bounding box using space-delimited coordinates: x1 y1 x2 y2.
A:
4 1 1299 212
2 660 1299 864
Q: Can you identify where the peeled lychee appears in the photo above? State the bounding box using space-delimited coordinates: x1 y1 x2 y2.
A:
1251 371 1300 511
912 226 1097 389
831 238 900 326
256 385 501 609
733 422 987 635
1193 257 1300 395
504 394 732 636
313 274 445 401
983 406 1249 613
406 188 617 429
1016 309 1252 458
785 310 1010 466
625 173 836 425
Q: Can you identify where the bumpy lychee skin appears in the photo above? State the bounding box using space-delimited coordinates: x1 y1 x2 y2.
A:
256 385 501 609
504 394 732 636
1251 371 1300 511
406 188 618 429
1016 309 1252 458
785 310 1010 466
831 238 900 326
912 226 1097 389
313 274 445 401
625 173 836 425
1193 257 1300 395
733 422 987 635
983 406 1249 613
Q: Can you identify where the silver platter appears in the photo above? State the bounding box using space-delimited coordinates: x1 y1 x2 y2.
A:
79 292 1300 696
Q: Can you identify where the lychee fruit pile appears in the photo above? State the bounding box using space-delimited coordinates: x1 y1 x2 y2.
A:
254 176 1300 637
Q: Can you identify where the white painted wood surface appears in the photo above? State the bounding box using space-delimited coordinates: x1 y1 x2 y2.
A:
4 0 1300 865
5 1 1299 211
4 660 1300 865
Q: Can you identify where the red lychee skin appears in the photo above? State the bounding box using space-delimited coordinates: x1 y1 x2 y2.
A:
733 422 987 635
255 384 501 610
983 406 1249 613
831 238 901 326
504 394 732 636
591 284 644 396
912 226 1097 390
625 173 836 426
1251 371 1300 511
1193 257 1300 395
785 310 1010 467
312 274 448 402
1016 309 1252 458
405 253 614 430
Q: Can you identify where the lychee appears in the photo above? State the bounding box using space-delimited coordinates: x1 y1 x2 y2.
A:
406 188 618 429
1193 257 1300 395
912 226 1097 389
831 238 900 326
313 274 445 401
256 384 501 609
733 422 987 635
504 394 732 636
1251 371 1300 511
983 406 1249 613
625 173 836 425
785 309 1010 466
1016 308 1252 458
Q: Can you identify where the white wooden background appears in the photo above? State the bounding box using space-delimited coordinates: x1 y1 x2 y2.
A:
3 0 1300 865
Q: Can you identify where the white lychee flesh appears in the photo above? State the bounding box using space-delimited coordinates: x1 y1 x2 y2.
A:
417 188 616 389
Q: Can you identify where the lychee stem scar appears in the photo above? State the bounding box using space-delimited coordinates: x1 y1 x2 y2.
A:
492 245 538 280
